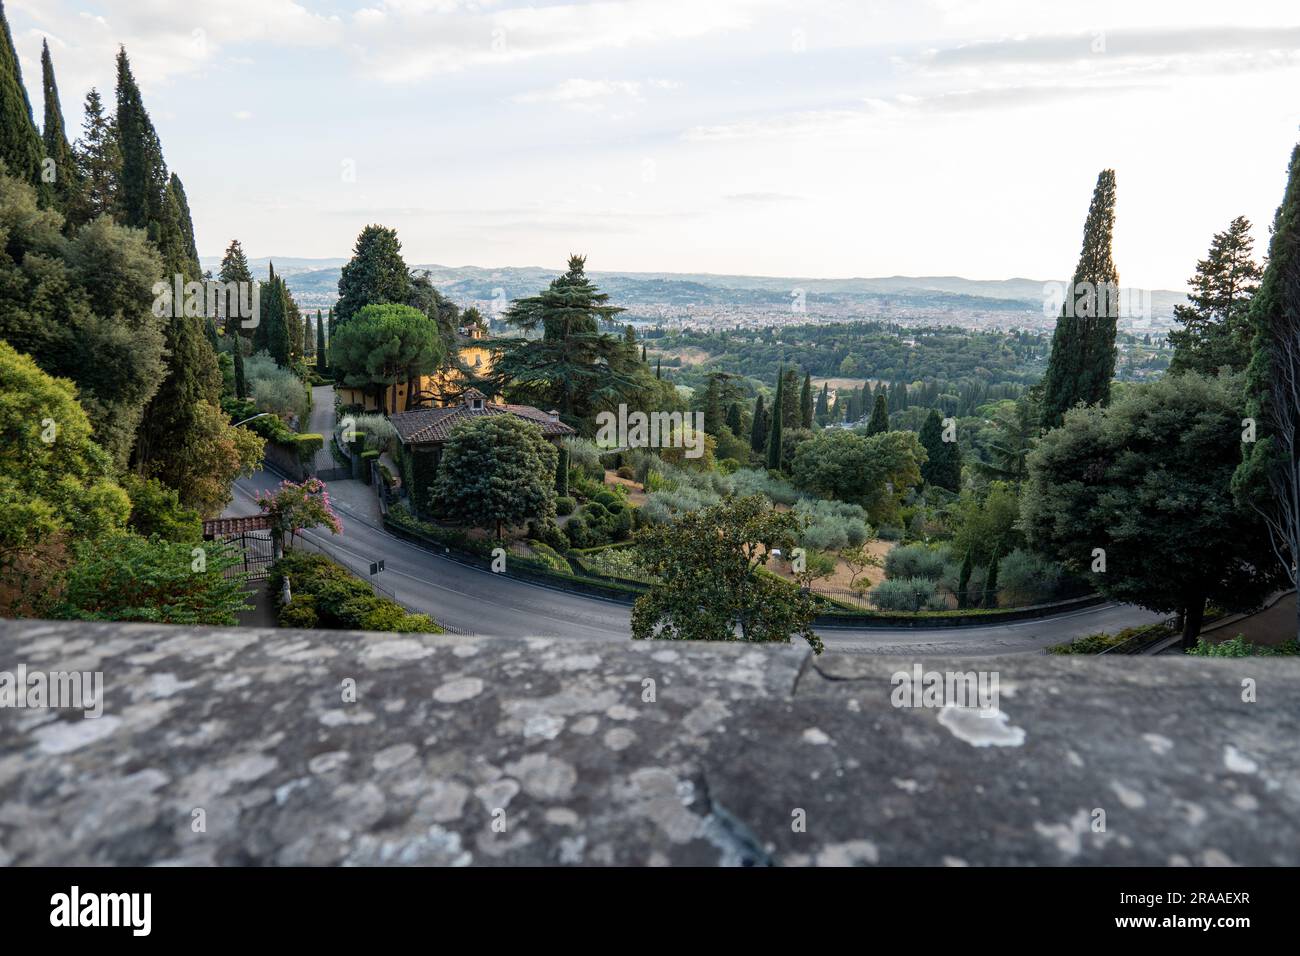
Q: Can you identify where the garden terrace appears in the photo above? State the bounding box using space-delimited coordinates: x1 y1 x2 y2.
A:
1 618 1296 866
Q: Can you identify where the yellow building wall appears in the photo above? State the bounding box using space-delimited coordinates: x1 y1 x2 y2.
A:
337 341 492 413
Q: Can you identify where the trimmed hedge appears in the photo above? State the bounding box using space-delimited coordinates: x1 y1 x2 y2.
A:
269 550 442 633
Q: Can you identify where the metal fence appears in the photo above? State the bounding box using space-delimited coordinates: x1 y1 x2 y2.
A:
214 530 277 582
812 582 1093 613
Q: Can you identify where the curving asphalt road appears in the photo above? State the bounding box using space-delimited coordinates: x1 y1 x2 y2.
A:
226 467 1164 655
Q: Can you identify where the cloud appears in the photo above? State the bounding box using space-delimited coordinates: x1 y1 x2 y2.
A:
724 191 804 203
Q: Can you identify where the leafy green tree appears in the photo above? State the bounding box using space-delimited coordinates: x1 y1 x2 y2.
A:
335 224 410 325
0 168 167 469
1024 372 1282 647
631 494 821 653
329 303 445 413
0 340 129 573
766 368 784 470
1168 216 1261 375
155 399 264 517
0 2 47 201
489 255 641 431
432 416 558 539
973 395 1038 483
866 392 889 435
121 474 202 542
918 408 961 491
40 40 82 221
1235 140 1300 637
56 533 249 625
71 88 120 222
952 481 1022 567
1041 169 1119 428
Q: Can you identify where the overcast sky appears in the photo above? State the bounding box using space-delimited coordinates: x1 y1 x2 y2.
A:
12 0 1300 289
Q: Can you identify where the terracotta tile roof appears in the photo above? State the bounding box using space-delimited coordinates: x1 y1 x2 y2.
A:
203 515 272 537
389 401 576 445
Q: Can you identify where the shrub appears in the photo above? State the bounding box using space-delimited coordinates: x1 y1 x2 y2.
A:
1187 635 1300 657
527 540 572 575
313 578 378 627
565 516 590 548
616 464 636 480
996 549 1065 606
563 437 606 481
294 433 324 462
555 496 576 516
278 595 319 628
245 351 308 422
876 525 903 541
349 413 399 455
884 543 946 581
871 577 938 612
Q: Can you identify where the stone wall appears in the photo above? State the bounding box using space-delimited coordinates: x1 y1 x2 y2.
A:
0 618 1296 866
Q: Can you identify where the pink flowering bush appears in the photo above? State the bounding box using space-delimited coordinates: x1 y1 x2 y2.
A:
256 478 343 549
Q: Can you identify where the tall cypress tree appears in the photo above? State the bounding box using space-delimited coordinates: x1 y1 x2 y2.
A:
750 394 766 453
867 392 889 435
315 309 327 373
799 372 813 428
1235 140 1300 634
766 370 784 471
814 382 829 424
1041 169 1119 429
115 48 167 243
655 357 661 379
168 172 200 278
304 313 314 359
725 401 742 436
919 408 961 492
40 40 82 220
233 340 247 399
0 2 47 201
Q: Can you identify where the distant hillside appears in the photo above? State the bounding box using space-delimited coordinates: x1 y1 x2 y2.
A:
211 260 1186 317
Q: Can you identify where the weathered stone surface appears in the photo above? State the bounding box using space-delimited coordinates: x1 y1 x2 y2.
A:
1 619 1296 866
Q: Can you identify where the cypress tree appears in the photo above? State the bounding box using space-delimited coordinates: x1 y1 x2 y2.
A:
725 402 742 435
233 341 247 399
641 344 646 363
799 372 813 428
1235 140 1300 629
957 548 973 610
781 367 799 427
1041 169 1119 429
168 172 200 278
316 309 327 373
985 553 1000 608
814 383 829 424
74 88 120 220
750 394 766 453
115 48 168 243
655 358 661 379
40 40 82 220
304 313 314 359
0 2 48 201
766 370 784 471
867 392 889 435
919 408 961 492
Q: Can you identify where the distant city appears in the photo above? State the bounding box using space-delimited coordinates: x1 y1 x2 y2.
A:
199 256 1187 338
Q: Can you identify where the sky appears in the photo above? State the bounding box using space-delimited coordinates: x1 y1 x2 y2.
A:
11 0 1300 290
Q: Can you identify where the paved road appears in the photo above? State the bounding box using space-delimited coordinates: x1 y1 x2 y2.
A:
225 467 1164 654
307 384 336 473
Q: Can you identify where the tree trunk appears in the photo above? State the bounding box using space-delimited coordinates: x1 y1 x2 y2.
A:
1180 597 1205 651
